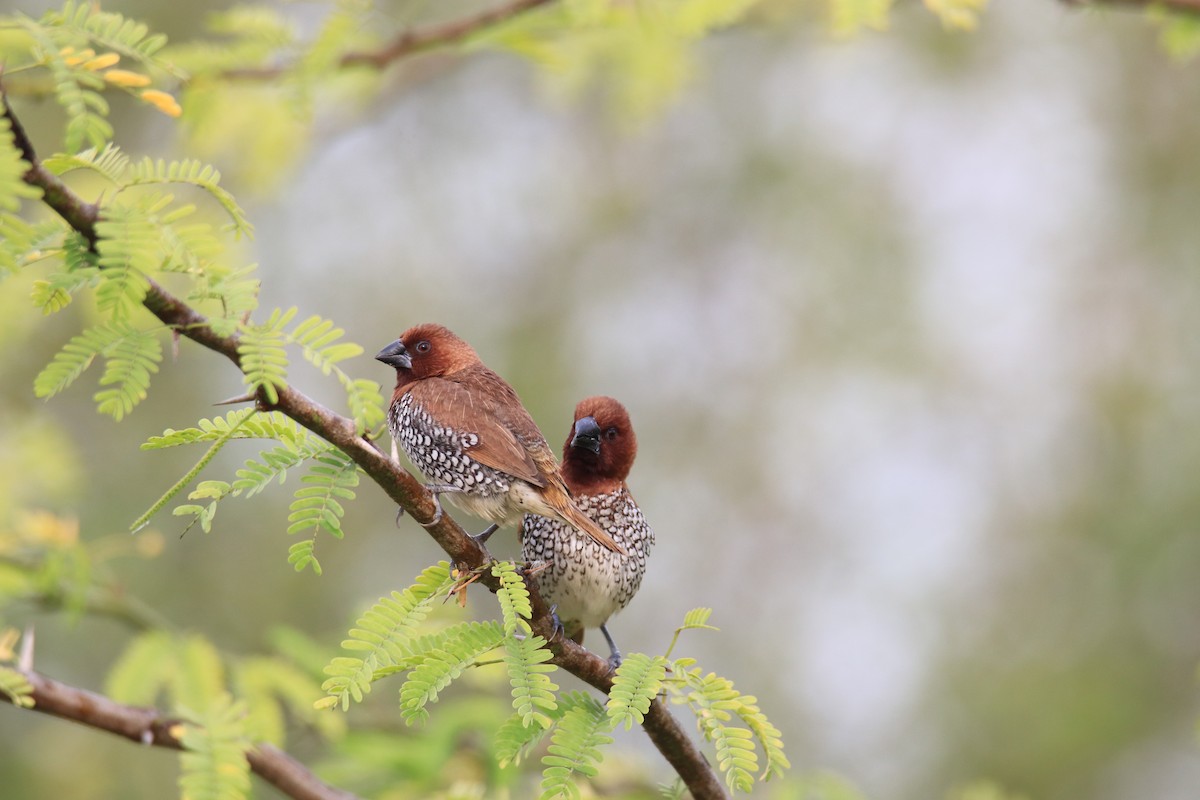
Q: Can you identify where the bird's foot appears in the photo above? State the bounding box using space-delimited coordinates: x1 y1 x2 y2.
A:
419 484 455 527
600 624 622 670
467 523 499 563
547 606 565 644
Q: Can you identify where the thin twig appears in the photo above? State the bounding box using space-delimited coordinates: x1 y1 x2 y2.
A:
2 93 729 799
0 670 360 800
223 0 555 80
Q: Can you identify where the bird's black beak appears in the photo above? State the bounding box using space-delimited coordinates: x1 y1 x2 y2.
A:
570 416 602 455
375 339 412 370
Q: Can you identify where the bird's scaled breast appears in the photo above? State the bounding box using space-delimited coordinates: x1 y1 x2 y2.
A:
522 489 653 630
390 393 513 497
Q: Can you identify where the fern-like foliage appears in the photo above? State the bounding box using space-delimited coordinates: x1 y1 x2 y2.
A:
48 0 172 72
92 326 162 419
43 142 131 182
127 156 253 237
105 631 227 711
398 621 506 725
235 655 345 745
539 692 612 800
94 200 158 320
606 652 668 730
33 322 162 420
238 305 293 404
658 778 688 799
321 562 455 710
495 708 559 769
493 560 534 635
505 633 559 730
130 409 254 532
287 313 383 433
142 409 308 450
23 23 112 152
675 667 758 793
733 692 790 781
34 323 124 399
177 693 252 800
104 629 176 705
285 449 359 573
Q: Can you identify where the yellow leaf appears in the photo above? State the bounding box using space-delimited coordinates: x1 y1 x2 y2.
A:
140 90 182 118
923 0 987 31
62 48 95 66
104 69 152 88
83 53 120 71
19 510 78 547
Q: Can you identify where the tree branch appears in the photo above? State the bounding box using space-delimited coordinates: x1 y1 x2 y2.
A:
0 669 359 800
222 0 556 80
1060 0 1200 15
3 94 728 799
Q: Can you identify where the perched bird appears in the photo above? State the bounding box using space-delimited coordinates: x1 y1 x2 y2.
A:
522 396 654 666
375 324 623 555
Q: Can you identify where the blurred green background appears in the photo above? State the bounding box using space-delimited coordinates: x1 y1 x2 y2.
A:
4 0 1200 798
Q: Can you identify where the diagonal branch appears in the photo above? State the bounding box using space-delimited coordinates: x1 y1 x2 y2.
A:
1060 0 1200 15
2 94 728 800
0 669 359 800
223 0 555 80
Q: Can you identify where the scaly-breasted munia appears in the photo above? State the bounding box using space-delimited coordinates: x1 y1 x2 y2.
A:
522 396 653 666
375 324 623 554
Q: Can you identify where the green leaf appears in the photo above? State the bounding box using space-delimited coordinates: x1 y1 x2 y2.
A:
505 633 558 730
43 143 131 183
49 0 174 71
0 666 34 709
606 652 668 730
128 157 253 237
173 634 227 711
398 621 506 725
664 606 718 659
235 656 345 745
141 409 310 450
287 538 322 575
539 692 612 799
105 630 177 705
238 306 294 404
495 710 554 768
92 327 162 419
177 693 251 800
285 450 359 540
321 562 454 710
493 560 534 635
94 202 159 321
828 0 893 37
130 408 254 531
34 323 126 399
345 377 386 434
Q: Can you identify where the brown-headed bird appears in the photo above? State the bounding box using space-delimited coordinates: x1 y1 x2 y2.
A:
375 324 624 555
522 396 653 666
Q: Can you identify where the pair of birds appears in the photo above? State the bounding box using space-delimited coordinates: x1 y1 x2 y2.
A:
375 323 653 665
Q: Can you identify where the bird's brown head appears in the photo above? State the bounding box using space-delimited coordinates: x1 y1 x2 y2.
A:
560 395 638 493
375 323 481 387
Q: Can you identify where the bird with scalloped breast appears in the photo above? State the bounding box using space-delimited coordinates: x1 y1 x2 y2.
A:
375 324 624 556
522 396 654 666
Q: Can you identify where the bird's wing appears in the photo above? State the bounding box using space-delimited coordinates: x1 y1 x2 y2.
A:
407 376 547 487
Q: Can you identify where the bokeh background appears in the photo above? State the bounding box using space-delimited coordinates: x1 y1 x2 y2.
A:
4 0 1200 798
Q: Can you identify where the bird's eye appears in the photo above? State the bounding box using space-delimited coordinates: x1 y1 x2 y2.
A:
604 427 619 441
416 340 431 354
